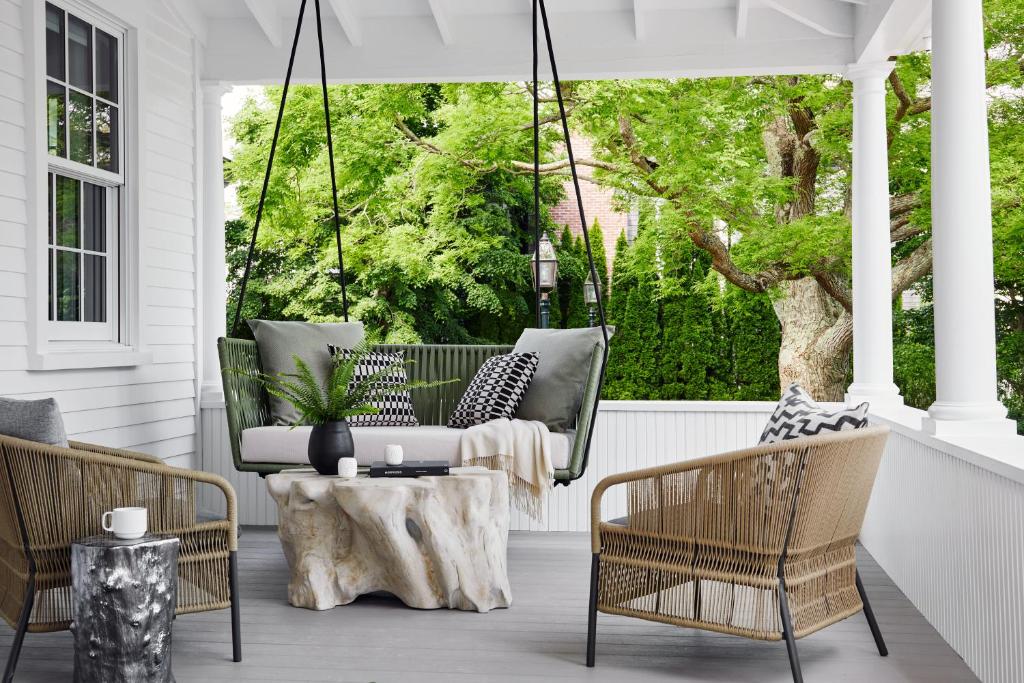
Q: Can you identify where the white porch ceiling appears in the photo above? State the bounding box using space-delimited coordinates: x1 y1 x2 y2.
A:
173 0 932 83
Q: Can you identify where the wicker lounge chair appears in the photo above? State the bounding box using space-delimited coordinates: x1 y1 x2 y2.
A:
586 425 890 683
0 435 241 681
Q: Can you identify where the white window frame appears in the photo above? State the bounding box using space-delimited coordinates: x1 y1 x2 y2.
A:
25 0 148 370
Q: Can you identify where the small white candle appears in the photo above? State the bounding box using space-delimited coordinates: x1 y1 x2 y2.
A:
338 457 358 478
385 444 404 466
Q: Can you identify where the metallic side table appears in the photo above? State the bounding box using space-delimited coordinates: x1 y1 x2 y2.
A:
70 535 179 683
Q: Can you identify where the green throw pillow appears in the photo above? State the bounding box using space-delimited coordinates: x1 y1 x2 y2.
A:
248 320 365 425
512 327 612 432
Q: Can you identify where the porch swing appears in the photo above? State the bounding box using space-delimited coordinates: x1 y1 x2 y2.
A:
217 0 608 485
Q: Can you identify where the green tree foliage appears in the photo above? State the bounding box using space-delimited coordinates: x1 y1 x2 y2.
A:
227 83 565 343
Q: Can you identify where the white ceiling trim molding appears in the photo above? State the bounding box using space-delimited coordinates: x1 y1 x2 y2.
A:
735 0 750 40
762 0 853 39
427 0 454 46
327 0 363 47
853 0 932 63
633 0 647 42
243 0 284 48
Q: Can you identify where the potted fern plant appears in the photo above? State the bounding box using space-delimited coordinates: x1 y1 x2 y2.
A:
248 339 446 475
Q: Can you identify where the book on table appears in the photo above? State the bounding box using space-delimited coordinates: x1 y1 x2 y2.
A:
369 460 450 478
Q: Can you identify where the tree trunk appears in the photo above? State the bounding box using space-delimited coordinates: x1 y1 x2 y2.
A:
773 277 851 400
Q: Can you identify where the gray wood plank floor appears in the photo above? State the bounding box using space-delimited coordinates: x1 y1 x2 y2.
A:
2 529 978 682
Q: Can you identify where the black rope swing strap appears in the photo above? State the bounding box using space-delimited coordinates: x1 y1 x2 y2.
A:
231 0 348 337
531 0 609 344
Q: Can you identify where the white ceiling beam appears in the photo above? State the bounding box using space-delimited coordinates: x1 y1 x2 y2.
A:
762 0 853 38
242 0 283 48
854 0 931 63
427 0 454 46
327 0 362 47
735 0 750 39
634 0 647 41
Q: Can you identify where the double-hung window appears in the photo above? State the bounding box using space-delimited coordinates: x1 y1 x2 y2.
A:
43 1 124 343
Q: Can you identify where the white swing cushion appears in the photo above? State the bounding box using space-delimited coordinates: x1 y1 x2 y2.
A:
240 424 572 469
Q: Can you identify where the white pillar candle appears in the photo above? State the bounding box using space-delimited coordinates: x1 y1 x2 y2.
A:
338 457 358 478
385 444 404 466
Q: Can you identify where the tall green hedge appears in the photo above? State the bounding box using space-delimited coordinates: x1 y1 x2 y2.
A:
602 228 781 401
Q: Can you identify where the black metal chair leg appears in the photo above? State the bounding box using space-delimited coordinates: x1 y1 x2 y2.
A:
856 570 888 657
229 550 242 663
778 580 803 683
586 553 599 668
3 576 34 683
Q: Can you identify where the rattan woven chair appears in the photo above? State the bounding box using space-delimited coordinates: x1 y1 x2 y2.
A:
0 435 241 682
587 425 890 683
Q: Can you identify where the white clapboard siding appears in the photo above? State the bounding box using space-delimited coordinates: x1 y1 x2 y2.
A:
0 0 201 464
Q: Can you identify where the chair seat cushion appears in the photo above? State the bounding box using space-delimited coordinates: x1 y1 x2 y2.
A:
241 425 572 469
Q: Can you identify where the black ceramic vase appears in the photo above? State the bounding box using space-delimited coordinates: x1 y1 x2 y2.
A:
307 420 354 475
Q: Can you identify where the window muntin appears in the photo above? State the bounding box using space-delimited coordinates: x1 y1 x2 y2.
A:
46 2 120 175
43 2 125 344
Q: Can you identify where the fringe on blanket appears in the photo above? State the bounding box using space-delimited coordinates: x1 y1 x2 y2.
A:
463 453 547 522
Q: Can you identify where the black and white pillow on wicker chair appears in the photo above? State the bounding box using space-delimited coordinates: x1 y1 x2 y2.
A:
759 383 869 444
447 352 540 429
327 346 418 427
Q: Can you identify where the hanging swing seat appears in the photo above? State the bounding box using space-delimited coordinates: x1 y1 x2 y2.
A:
219 0 606 487
218 338 603 483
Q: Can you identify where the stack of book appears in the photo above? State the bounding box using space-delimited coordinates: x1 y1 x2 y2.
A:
369 460 450 478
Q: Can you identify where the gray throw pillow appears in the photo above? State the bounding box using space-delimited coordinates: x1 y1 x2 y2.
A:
512 327 612 433
0 397 69 447
248 320 365 425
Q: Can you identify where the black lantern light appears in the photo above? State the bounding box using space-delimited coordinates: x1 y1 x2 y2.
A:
531 232 559 328
583 272 601 326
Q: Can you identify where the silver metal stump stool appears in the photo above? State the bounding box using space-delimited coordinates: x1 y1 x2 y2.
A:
70 535 179 683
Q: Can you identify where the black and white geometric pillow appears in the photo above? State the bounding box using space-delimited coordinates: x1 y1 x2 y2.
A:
759 383 869 444
447 352 540 429
327 346 418 427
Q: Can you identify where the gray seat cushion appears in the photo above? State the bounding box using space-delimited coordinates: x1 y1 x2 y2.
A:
240 425 574 469
0 397 69 447
512 327 611 433
248 320 364 425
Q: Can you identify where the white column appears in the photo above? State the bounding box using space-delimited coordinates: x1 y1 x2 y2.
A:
846 61 902 409
199 82 229 405
924 0 1015 436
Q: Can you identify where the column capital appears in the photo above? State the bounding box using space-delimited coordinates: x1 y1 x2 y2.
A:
201 81 231 101
846 61 895 82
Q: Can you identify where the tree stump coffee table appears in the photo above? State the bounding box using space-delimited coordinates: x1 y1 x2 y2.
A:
266 467 511 612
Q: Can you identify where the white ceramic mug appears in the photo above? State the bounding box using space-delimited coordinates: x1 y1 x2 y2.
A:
102 507 147 540
338 457 358 479
385 444 404 466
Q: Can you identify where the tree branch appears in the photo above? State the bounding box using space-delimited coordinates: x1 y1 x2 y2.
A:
891 237 933 298
688 228 786 293
813 270 853 313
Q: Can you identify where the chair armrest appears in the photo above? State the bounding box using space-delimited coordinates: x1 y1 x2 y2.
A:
2 437 238 553
69 441 162 464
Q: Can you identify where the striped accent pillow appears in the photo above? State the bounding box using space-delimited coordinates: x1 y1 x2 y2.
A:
327 346 418 427
759 383 869 444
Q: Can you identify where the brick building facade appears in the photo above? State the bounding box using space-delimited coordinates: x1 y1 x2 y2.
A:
547 136 635 278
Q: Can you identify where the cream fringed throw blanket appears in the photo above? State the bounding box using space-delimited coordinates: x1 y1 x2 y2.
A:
459 418 554 521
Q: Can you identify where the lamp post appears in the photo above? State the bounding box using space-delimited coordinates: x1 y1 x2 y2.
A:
583 272 601 327
531 232 559 329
